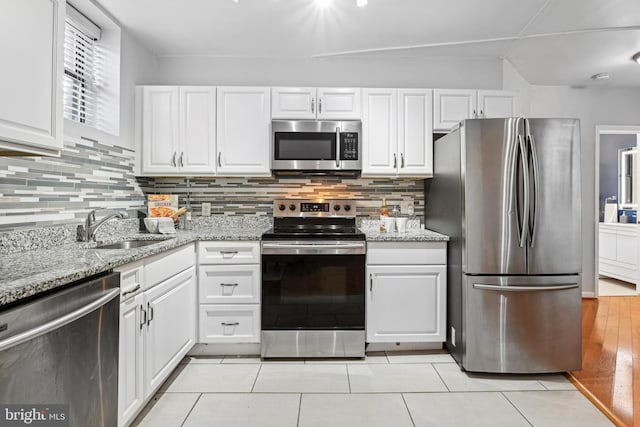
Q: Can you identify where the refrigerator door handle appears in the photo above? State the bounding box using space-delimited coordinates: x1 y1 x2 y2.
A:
516 134 530 248
473 284 579 292
526 126 540 248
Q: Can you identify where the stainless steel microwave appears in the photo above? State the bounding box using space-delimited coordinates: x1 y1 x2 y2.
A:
271 120 362 176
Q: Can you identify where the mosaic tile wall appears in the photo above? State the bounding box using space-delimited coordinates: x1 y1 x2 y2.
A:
0 138 147 231
137 176 426 219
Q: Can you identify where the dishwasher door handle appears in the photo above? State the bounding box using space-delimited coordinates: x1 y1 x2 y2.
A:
0 288 120 352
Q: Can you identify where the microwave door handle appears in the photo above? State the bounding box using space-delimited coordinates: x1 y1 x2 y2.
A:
336 127 340 168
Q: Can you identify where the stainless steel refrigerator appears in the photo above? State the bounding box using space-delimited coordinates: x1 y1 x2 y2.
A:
425 118 582 373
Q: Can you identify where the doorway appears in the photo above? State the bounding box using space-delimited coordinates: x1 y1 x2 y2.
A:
595 125 640 297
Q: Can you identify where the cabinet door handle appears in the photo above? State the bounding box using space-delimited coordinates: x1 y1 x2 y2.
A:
179 152 184 167
220 283 239 287
220 250 238 257
147 302 154 326
400 153 405 168
393 153 397 169
472 109 477 119
218 152 222 167
319 98 322 114
221 321 240 326
171 152 177 167
480 109 485 118
311 98 315 114
369 274 373 293
140 305 147 330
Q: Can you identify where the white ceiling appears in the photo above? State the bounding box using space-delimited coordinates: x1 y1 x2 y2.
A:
97 0 640 87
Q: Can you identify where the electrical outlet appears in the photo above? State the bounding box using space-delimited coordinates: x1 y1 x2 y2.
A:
201 202 211 217
450 326 456 347
400 201 413 214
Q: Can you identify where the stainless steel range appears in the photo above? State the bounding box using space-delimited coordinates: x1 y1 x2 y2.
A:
261 199 366 358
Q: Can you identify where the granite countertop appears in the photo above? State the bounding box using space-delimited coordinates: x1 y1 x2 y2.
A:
0 219 270 308
363 228 450 242
0 216 449 308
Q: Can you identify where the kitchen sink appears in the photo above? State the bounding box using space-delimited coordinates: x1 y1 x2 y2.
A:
95 239 170 249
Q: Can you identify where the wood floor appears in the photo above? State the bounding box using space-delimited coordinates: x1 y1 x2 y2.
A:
569 296 640 427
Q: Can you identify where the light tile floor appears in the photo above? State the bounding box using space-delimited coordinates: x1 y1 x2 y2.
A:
132 350 614 427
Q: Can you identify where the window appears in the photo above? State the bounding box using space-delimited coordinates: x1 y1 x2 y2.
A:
63 4 103 130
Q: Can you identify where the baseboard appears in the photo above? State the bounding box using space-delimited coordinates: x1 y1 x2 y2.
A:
366 342 443 352
188 343 261 356
582 291 596 298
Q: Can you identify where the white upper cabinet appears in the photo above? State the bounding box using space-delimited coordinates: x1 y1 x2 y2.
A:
397 89 433 176
362 89 398 175
433 89 477 132
362 88 433 177
0 0 64 155
216 87 271 176
271 87 316 119
140 86 216 175
477 90 519 119
272 87 361 120
141 87 180 174
433 89 519 131
180 87 217 174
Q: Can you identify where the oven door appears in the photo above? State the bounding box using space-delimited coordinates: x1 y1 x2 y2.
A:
261 241 366 331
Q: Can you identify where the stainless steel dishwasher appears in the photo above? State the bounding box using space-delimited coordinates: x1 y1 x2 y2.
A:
0 271 120 427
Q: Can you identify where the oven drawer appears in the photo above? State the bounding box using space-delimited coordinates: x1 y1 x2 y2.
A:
367 242 446 265
198 241 260 265
199 304 260 343
199 265 260 304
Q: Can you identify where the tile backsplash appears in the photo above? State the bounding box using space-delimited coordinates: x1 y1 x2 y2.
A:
0 138 146 231
1 137 425 232
138 176 425 219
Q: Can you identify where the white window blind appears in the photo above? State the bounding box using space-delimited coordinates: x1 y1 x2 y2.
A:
63 5 104 130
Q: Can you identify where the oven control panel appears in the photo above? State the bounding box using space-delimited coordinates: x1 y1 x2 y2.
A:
273 199 356 217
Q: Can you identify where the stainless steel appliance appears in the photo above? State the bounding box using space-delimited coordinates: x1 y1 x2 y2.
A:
271 120 362 175
261 199 366 358
0 272 120 426
425 118 582 373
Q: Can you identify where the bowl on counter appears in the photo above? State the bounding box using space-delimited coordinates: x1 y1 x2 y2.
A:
143 217 175 234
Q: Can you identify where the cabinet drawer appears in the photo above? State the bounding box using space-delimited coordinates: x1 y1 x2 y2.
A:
145 244 195 289
198 241 260 264
198 304 260 343
367 242 446 265
199 265 260 304
115 260 144 299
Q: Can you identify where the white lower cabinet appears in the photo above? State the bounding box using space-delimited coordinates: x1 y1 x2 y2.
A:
199 304 260 343
197 241 261 344
116 245 196 427
599 223 639 288
118 293 144 427
145 267 197 392
366 242 446 343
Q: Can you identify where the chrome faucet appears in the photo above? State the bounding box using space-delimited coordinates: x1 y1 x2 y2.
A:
83 209 129 241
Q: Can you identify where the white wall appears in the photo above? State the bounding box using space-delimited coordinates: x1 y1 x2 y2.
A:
154 56 503 89
528 85 640 295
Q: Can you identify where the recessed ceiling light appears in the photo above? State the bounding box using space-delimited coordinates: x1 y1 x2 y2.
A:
633 52 640 64
356 0 368 7
315 0 331 8
590 72 610 81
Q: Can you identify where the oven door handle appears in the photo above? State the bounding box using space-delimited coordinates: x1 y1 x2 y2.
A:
262 242 366 254
262 243 365 249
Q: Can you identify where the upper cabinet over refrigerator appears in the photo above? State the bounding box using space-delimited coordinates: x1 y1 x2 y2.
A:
433 89 519 132
0 0 64 156
272 87 361 120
